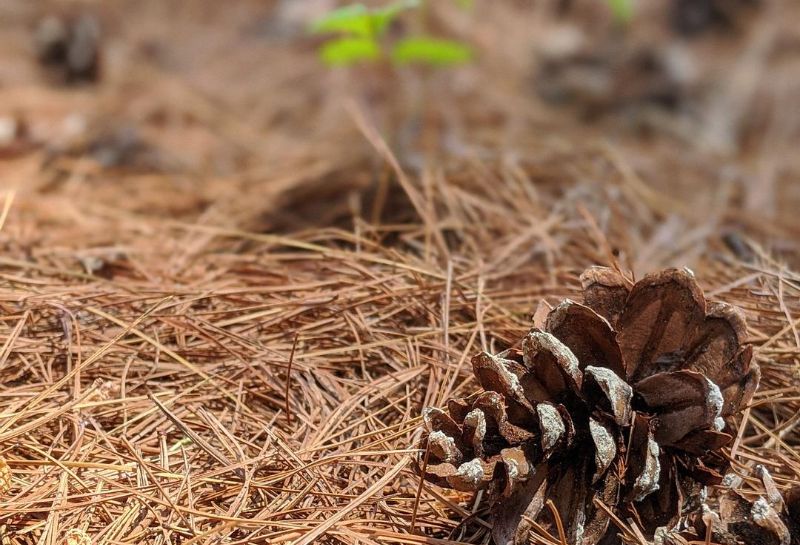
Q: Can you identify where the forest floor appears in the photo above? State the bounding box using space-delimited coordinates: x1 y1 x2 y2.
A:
0 1 798 544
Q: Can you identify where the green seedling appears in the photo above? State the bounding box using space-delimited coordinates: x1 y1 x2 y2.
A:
311 0 472 68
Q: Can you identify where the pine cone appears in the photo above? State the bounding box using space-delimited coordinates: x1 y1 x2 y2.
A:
420 267 760 545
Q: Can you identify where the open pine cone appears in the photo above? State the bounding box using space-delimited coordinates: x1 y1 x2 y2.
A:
419 267 760 545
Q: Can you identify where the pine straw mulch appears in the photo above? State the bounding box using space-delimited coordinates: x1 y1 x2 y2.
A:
0 1 800 544
0 135 799 544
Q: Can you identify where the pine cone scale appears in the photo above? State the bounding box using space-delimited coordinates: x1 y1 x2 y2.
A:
681 301 747 378
492 463 549 545
579 266 631 327
630 454 682 533
617 268 707 382
584 364 633 426
522 330 584 400
719 345 760 417
627 414 662 503
588 417 617 482
545 300 626 378
634 369 724 446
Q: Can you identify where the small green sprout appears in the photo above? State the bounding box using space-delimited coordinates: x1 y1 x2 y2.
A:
311 0 472 68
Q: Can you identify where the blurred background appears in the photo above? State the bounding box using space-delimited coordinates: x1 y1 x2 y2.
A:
0 0 799 262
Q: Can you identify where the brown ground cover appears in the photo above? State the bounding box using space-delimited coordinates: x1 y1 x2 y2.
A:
0 1 798 543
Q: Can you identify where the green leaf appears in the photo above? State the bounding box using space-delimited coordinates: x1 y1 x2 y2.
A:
391 37 472 66
607 0 634 24
310 0 419 38
310 4 372 38
320 37 381 66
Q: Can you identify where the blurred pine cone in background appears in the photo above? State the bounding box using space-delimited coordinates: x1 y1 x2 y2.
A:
420 267 760 545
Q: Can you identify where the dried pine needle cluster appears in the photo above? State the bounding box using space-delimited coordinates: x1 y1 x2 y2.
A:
419 266 786 544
